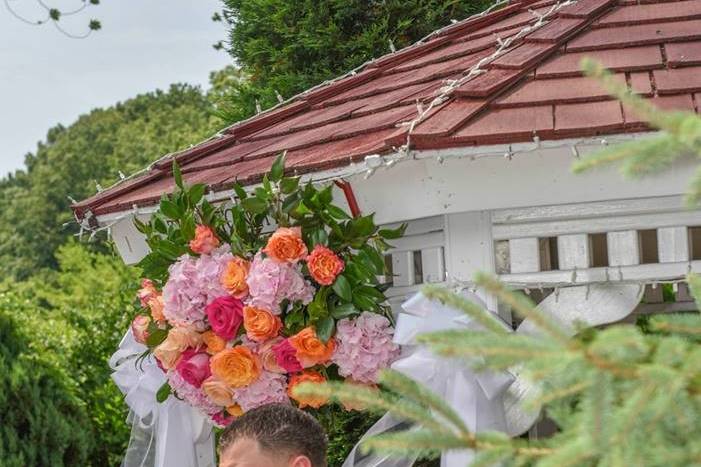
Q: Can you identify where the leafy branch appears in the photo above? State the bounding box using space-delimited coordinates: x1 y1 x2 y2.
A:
4 0 101 38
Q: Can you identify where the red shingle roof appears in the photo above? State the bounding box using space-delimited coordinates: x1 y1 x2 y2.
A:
74 0 701 220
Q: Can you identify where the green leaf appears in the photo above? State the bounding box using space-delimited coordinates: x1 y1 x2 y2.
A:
331 302 358 319
280 176 300 194
172 160 183 189
317 185 333 205
332 274 352 301
180 214 196 241
361 245 386 274
231 181 248 200
189 184 206 206
316 316 335 343
160 198 181 220
146 328 168 347
351 214 376 237
282 192 300 213
241 197 268 214
352 293 376 311
133 217 150 235
156 382 172 403
379 223 407 240
309 228 328 247
270 152 286 182
326 204 350 220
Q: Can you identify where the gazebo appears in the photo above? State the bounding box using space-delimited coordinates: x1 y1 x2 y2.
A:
75 0 701 461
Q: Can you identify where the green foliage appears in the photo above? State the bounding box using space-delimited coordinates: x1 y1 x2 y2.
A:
0 84 218 280
2 242 140 466
297 274 701 466
216 0 492 123
0 295 92 466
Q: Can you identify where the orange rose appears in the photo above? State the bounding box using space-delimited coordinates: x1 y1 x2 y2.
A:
202 377 236 406
288 371 328 409
288 327 335 368
202 330 226 355
243 306 282 343
226 404 244 417
263 227 308 263
220 257 250 298
154 326 203 370
210 346 261 388
307 245 345 286
189 225 220 255
148 294 166 322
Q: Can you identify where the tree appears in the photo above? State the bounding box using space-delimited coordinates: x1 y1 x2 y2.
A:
216 0 492 123
0 83 219 279
3 242 141 466
0 297 93 467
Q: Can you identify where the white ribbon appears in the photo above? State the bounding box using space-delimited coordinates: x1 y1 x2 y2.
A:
110 331 216 467
343 292 514 467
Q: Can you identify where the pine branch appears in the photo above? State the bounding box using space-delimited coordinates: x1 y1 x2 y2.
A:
474 272 571 343
292 381 451 434
421 284 510 335
378 369 470 433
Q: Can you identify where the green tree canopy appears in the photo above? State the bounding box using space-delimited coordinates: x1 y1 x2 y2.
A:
0 84 219 279
217 0 491 123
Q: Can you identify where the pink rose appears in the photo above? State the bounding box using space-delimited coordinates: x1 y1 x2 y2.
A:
257 337 286 373
272 339 303 373
176 348 212 388
205 296 244 340
211 412 235 428
138 279 158 307
131 315 151 345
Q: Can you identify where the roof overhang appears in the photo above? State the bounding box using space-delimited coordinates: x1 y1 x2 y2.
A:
91 132 692 229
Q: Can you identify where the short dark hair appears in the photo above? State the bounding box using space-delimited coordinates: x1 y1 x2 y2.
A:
218 404 327 467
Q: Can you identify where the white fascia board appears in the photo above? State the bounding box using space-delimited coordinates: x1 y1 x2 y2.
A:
95 132 693 227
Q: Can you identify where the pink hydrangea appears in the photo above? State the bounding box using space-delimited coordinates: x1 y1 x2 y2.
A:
331 312 400 384
246 253 314 314
163 247 232 327
233 370 290 412
167 371 221 416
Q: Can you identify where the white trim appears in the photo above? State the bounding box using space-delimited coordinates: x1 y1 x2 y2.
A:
93 132 676 226
499 260 699 287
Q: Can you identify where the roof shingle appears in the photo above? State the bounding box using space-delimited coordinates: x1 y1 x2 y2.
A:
74 0 701 219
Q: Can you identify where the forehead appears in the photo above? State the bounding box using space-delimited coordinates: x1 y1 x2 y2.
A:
219 437 286 467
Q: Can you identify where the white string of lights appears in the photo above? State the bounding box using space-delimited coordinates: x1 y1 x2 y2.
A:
74 0 517 203
76 0 607 237
387 0 577 172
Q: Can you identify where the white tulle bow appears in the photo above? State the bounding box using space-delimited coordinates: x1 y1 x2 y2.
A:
343 292 514 467
109 331 216 467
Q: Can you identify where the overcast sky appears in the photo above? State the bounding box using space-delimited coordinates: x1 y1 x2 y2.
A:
0 0 231 177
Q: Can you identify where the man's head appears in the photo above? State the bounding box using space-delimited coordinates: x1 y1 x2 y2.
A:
218 403 327 467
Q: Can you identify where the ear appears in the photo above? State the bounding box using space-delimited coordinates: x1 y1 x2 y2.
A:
289 455 312 467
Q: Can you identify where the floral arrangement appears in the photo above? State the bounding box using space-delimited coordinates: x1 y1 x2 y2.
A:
129 155 403 427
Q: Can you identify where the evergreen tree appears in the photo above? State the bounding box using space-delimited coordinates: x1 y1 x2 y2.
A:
0 303 92 467
216 0 491 123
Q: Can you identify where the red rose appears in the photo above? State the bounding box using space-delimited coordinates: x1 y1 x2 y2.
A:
205 296 244 341
175 348 211 388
